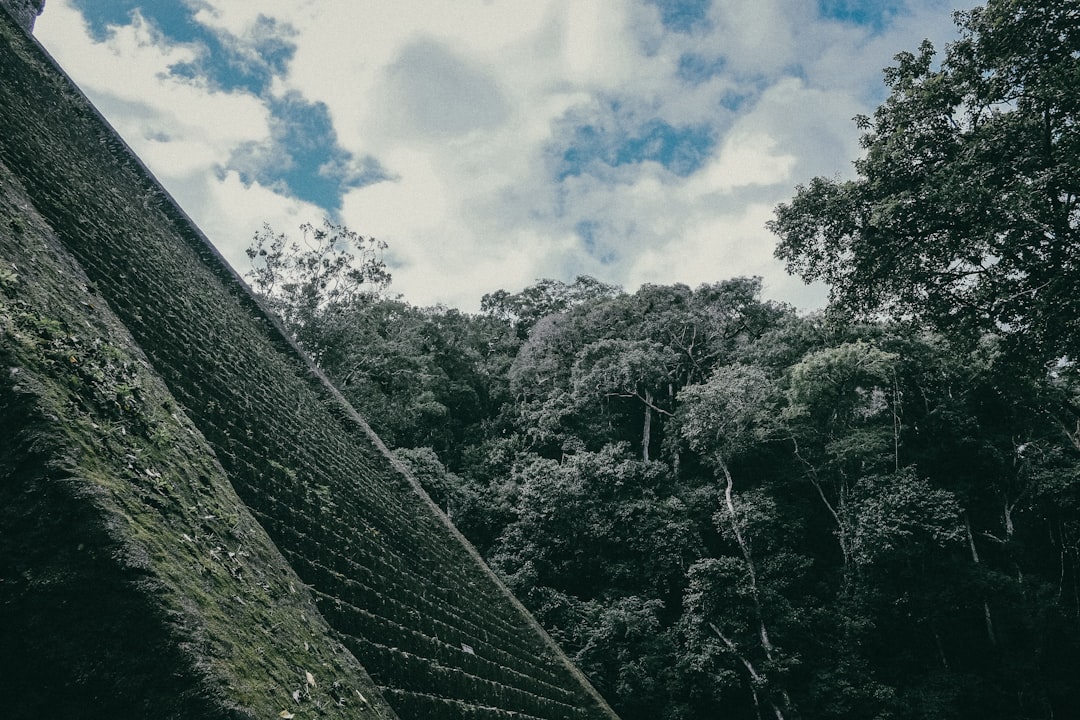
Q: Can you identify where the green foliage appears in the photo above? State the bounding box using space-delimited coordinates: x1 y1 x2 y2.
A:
677 363 779 460
491 444 698 601
787 341 898 422
572 339 678 403
261 261 1080 718
244 219 390 353
0 263 17 289
770 0 1080 366
481 275 621 338
393 446 485 534
246 61 1080 707
847 468 963 567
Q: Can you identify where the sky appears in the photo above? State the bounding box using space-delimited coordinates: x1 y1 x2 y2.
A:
33 0 978 312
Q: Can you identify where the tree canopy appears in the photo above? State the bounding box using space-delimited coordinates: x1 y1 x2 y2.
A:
770 0 1080 366
242 4 1080 716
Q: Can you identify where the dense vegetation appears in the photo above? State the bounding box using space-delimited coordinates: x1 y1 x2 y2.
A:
245 2 1080 718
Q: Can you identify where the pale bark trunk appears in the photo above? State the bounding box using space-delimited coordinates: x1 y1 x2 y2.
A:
642 388 653 462
892 375 901 471
719 461 771 649
791 437 851 569
716 459 798 718
709 623 786 720
718 461 799 711
966 512 997 646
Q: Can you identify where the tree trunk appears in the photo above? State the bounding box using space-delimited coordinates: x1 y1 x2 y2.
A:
717 459 797 717
791 437 851 570
719 460 772 653
642 388 653 462
709 623 786 720
965 512 997 646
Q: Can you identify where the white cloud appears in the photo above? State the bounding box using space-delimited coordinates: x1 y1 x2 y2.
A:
376 38 511 140
692 129 797 195
34 0 979 312
702 0 807 78
36 2 269 154
34 0 292 273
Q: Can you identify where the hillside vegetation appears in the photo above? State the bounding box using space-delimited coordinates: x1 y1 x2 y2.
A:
248 2 1080 718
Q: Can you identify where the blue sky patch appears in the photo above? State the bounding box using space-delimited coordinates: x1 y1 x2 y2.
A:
166 14 296 97
677 52 726 84
574 221 617 265
645 0 711 34
616 121 714 175
188 15 297 95
555 105 716 180
574 220 599 252
69 2 368 210
720 91 752 113
70 1 295 96
229 92 388 211
817 0 903 31
71 0 197 42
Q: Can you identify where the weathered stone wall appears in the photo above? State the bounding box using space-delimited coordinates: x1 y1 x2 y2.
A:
0 154 397 720
0 0 44 32
0 11 619 720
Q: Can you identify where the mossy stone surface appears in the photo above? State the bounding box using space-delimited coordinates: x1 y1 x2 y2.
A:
0 9 619 719
0 156 397 718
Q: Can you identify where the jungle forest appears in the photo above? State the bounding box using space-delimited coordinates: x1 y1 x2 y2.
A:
244 2 1080 718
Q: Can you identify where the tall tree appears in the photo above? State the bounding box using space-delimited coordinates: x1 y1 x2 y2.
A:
481 276 621 339
769 0 1080 366
678 364 800 720
572 339 679 461
244 219 390 357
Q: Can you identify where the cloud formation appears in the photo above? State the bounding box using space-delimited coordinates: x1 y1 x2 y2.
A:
35 0 978 311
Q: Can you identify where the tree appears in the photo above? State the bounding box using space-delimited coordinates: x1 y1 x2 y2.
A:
769 0 1080 366
481 276 621 339
572 339 679 461
505 278 785 460
488 444 701 719
678 364 800 719
393 446 485 534
244 219 390 356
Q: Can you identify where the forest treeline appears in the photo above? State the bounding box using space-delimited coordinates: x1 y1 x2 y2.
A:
245 2 1080 718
